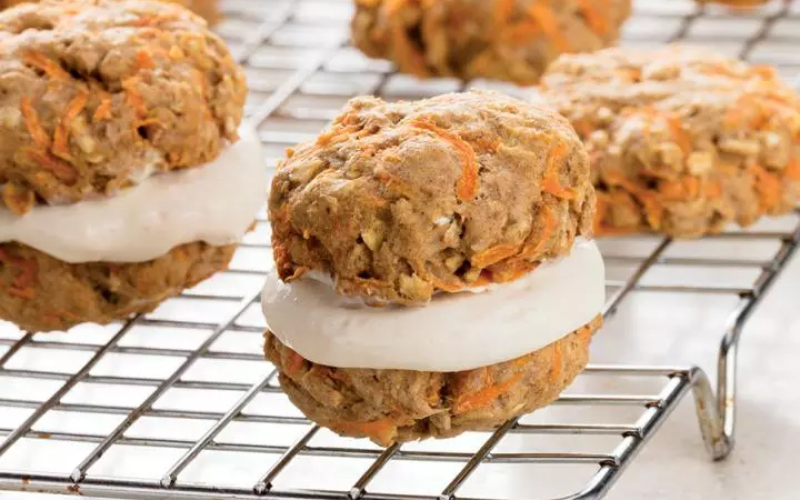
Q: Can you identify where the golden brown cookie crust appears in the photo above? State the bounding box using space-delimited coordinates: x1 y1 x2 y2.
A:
0 0 221 25
351 0 632 85
0 0 245 214
264 315 601 446
0 240 235 332
540 45 800 238
269 90 595 305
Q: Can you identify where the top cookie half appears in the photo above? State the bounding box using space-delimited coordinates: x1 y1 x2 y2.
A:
269 90 595 305
352 0 632 85
0 0 246 214
541 45 800 237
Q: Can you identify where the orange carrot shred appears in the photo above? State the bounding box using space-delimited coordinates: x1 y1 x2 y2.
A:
122 77 147 118
94 95 113 122
22 52 70 81
135 49 156 70
542 142 576 200
285 349 305 376
411 120 480 202
520 204 556 258
495 0 515 25
332 418 396 444
785 160 800 181
21 97 52 149
666 116 691 154
576 0 607 34
453 372 524 415
471 243 520 268
550 342 563 382
25 149 77 184
527 3 570 52
52 92 88 161
750 164 781 210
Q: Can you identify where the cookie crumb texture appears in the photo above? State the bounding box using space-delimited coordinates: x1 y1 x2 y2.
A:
269 90 595 305
541 46 800 238
0 0 221 24
0 241 235 332
0 0 245 214
265 315 601 446
352 0 632 84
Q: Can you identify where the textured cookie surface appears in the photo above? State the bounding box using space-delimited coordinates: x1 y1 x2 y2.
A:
265 315 601 446
0 0 221 24
541 45 800 237
352 0 632 84
0 241 235 332
269 90 595 304
0 0 245 214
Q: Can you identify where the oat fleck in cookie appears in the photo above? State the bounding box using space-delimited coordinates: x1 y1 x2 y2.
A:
351 0 632 85
263 90 605 445
0 0 263 332
541 45 800 238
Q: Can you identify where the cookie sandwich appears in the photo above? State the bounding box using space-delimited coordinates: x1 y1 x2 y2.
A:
0 0 263 331
263 90 605 445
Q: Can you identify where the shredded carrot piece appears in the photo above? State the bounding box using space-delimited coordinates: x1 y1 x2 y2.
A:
660 176 699 201
785 160 800 181
495 0 515 25
488 258 539 283
751 65 776 81
471 244 519 268
94 95 113 122
504 20 542 45
750 164 781 210
666 116 691 154
520 204 555 259
21 97 52 149
0 249 37 300
52 92 88 161
22 52 70 81
705 180 722 199
122 77 147 118
135 49 156 70
285 349 305 376
542 142 576 200
453 372 524 415
527 3 569 52
25 149 77 183
431 276 465 293
411 120 480 201
332 418 396 444
550 342 563 382
576 0 607 34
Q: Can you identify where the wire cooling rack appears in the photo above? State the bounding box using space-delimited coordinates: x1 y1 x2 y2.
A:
1 0 799 499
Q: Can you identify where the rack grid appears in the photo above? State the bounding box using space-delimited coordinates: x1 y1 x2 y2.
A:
1 0 799 499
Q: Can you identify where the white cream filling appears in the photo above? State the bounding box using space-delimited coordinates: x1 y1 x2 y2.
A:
0 123 266 263
262 240 605 372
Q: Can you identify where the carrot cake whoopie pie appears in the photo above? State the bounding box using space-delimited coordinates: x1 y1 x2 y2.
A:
351 0 632 85
263 90 605 445
0 0 222 25
0 0 264 332
540 45 800 238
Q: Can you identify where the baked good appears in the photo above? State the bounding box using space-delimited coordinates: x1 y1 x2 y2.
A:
0 0 221 25
540 45 800 238
0 0 262 332
263 90 605 445
351 0 632 85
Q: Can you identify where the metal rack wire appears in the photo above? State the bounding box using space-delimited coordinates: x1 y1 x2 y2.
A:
0 0 799 499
